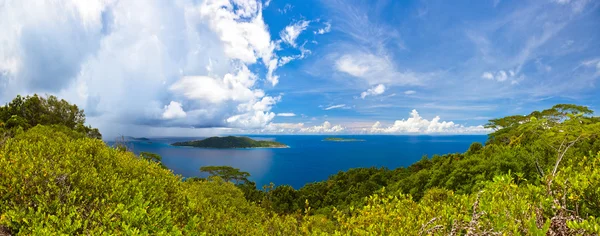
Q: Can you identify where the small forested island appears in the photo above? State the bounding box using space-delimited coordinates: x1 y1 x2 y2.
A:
172 136 288 148
124 136 151 141
132 137 150 141
323 137 365 142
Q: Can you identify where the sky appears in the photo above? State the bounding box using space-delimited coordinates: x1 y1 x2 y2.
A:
0 0 599 138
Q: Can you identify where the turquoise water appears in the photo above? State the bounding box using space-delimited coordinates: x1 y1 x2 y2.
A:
110 135 487 189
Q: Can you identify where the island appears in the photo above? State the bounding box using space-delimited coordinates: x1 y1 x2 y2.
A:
323 137 365 142
171 136 288 149
124 136 151 141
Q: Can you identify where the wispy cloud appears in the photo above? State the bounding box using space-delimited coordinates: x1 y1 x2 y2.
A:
335 53 425 86
314 22 331 35
324 104 346 110
277 113 296 117
280 20 310 47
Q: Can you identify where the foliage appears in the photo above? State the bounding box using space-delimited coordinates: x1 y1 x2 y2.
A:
1 96 599 234
0 94 100 139
199 166 251 184
139 152 167 169
0 126 310 235
172 136 287 148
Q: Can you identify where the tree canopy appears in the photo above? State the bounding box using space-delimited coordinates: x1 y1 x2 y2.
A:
0 94 101 139
200 166 251 184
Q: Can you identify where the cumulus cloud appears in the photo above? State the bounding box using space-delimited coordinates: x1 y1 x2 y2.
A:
0 0 295 137
259 121 344 133
369 110 490 134
170 66 259 104
360 84 386 99
280 20 310 47
324 104 346 110
277 113 296 117
200 0 275 64
300 121 345 133
162 101 187 119
335 53 424 85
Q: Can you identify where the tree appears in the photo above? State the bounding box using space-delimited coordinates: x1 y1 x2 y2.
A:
267 185 299 214
140 152 167 169
0 94 101 139
199 166 250 184
466 142 483 155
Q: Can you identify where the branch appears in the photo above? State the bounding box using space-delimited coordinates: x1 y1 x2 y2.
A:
547 134 582 193
551 134 582 177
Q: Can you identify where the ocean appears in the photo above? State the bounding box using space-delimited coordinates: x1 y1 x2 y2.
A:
109 135 488 189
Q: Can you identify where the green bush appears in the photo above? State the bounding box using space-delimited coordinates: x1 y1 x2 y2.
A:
0 126 306 235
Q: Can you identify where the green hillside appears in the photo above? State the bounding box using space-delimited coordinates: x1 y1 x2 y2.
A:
172 136 287 148
1 94 600 235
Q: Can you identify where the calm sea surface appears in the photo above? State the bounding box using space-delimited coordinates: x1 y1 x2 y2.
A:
108 135 487 189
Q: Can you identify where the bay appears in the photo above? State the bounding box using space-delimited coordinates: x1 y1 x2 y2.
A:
109 135 488 189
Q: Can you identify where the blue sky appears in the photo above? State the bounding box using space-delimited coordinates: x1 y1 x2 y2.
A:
0 0 599 137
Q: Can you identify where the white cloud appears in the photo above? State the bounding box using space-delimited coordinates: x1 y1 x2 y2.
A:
264 0 272 7
360 84 386 99
404 90 416 95
277 41 312 66
481 70 523 84
200 0 275 65
552 0 591 13
481 72 494 80
370 109 490 134
260 121 344 133
335 53 423 85
315 22 331 35
277 113 296 117
170 66 258 104
496 70 508 82
581 58 600 76
262 122 305 133
280 20 310 47
162 101 187 119
324 104 346 110
259 121 344 133
535 59 552 72
278 4 293 14
300 121 345 133
0 0 292 137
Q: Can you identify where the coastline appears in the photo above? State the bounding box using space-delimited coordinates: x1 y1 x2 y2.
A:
169 144 290 149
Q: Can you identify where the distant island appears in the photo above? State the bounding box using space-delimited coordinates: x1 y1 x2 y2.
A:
171 136 288 149
323 137 365 142
124 136 151 141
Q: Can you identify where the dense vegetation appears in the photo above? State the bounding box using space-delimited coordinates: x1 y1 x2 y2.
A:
1 96 600 235
172 136 288 148
0 94 101 141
